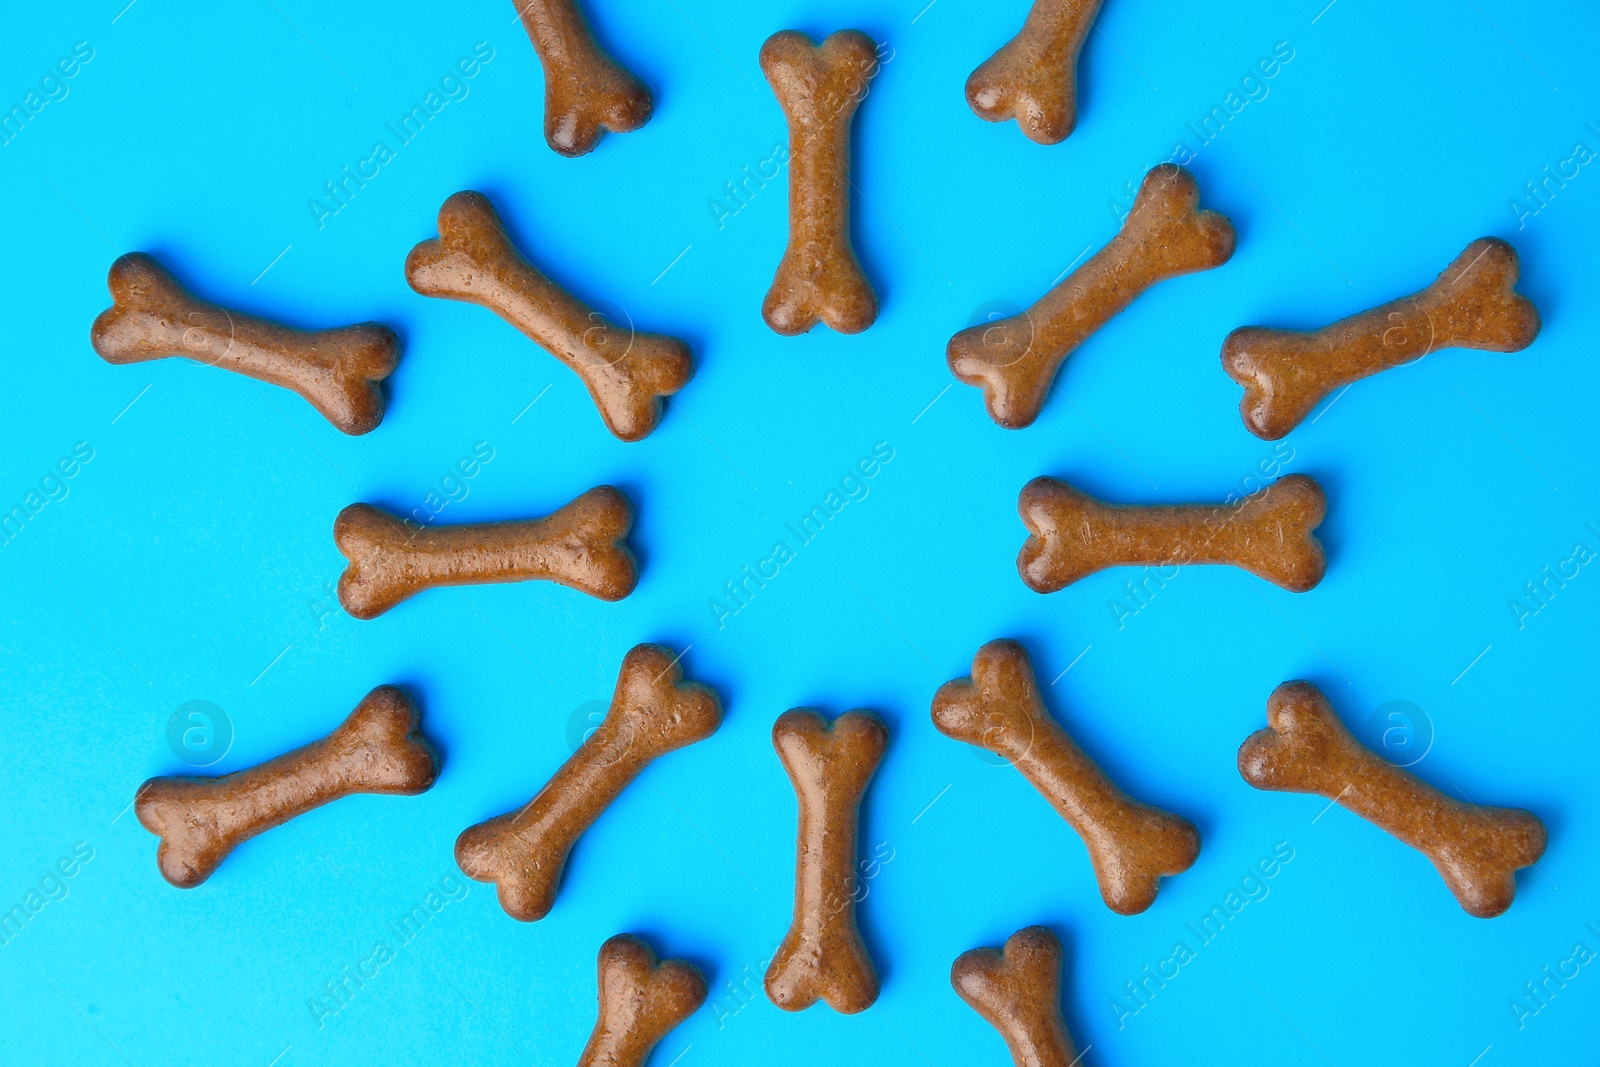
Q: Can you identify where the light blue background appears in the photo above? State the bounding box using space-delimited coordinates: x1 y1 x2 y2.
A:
1 1 1596 1064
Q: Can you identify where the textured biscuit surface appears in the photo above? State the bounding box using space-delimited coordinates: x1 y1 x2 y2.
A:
966 0 1108 144
933 640 1197 914
576 934 707 1067
406 191 692 441
91 252 398 435
456 645 721 921
136 686 438 888
514 0 652 156
1017 473 1327 594
1223 237 1540 439
951 926 1081 1067
765 708 887 1013
948 166 1233 428
1239 681 1546 917
334 485 638 619
760 29 881 336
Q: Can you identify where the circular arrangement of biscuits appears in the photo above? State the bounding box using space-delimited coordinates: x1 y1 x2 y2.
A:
70 2 1565 1063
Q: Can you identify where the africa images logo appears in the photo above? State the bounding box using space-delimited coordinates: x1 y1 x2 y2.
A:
165 700 233 768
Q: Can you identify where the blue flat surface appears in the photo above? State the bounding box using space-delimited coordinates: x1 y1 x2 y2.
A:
2 1 1597 1064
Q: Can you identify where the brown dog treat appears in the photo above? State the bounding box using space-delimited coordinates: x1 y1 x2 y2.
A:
1017 473 1326 594
1223 237 1541 440
456 644 720 921
334 485 637 620
765 708 886 1013
759 30 880 336
406 191 691 441
948 165 1234 429
135 686 437 888
951 926 1080 1067
577 934 707 1067
514 0 652 157
1239 681 1546 918
966 0 1107 144
90 252 398 436
933 640 1197 914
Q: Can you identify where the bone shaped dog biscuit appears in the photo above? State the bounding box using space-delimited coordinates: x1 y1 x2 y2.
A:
933 640 1198 914
948 165 1234 428
760 30 881 336
135 686 438 888
406 191 692 441
576 934 707 1067
456 644 721 921
1223 237 1541 439
334 485 637 620
1018 473 1327 594
966 0 1107 144
91 252 399 435
514 0 652 157
1239 681 1546 918
765 708 886 1013
951 926 1080 1067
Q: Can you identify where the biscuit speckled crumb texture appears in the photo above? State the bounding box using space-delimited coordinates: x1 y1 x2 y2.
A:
334 485 638 619
765 708 887 1013
1017 473 1327 594
91 252 399 435
576 934 707 1067
136 686 438 888
1224 237 1540 439
948 166 1233 428
1239 680 1547 918
760 30 882 336
951 926 1081 1067
513 0 652 157
933 640 1198 914
966 0 1108 144
456 645 721 922
406 191 692 441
